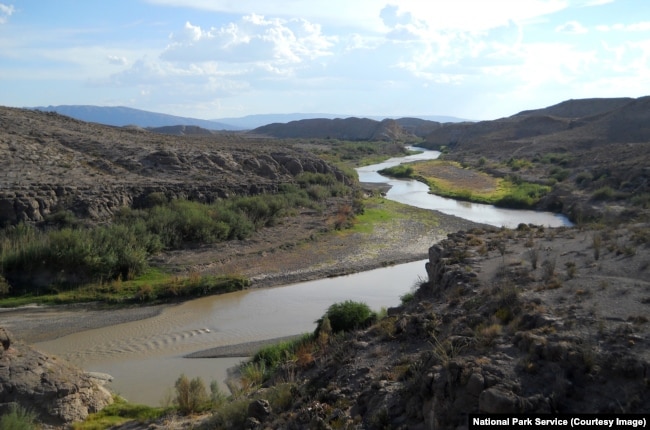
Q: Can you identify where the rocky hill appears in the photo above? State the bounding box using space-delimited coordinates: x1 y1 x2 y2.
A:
422 96 650 157
420 97 650 223
262 225 649 428
0 106 346 224
0 327 113 427
251 117 417 141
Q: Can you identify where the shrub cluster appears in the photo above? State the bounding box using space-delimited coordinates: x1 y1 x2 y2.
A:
0 173 352 295
315 300 376 334
378 164 414 178
496 180 551 209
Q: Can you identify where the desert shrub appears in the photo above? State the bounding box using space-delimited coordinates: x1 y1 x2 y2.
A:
565 261 577 279
1 223 151 291
251 333 314 370
541 258 556 283
0 404 37 430
575 171 593 188
306 184 330 201
210 380 227 406
592 234 602 260
175 374 209 414
539 152 573 166
591 186 616 201
629 192 650 208
526 247 539 270
507 157 531 171
239 362 267 390
333 204 355 230
43 209 83 229
549 167 570 182
400 291 415 305
140 191 168 208
317 300 375 333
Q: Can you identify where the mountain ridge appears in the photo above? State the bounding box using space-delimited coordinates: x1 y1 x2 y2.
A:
32 105 240 131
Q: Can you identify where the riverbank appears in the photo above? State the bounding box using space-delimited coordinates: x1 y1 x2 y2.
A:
3 195 483 345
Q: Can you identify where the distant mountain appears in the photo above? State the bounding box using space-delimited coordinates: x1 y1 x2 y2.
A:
421 96 650 159
251 117 415 141
214 113 468 129
32 105 240 130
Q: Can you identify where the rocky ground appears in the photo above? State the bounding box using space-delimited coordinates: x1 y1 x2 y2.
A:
97 221 649 429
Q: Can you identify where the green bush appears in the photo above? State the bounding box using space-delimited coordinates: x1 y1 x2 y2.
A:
549 167 570 182
378 164 414 178
496 181 550 209
592 186 616 201
251 333 313 369
175 374 209 414
317 300 375 333
0 404 38 430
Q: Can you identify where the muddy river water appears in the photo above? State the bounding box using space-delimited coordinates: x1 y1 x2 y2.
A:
34 148 571 406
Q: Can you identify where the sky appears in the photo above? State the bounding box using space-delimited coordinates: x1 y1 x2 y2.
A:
0 0 649 120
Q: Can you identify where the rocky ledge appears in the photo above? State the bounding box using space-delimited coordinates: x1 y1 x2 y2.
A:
0 327 113 428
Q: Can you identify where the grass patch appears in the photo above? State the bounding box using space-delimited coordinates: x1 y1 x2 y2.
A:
341 196 441 237
0 268 250 307
72 396 167 430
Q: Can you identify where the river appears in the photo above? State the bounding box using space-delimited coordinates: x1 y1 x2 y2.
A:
33 147 571 406
357 147 572 228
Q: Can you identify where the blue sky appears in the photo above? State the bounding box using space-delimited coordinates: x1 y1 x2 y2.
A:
1 0 648 120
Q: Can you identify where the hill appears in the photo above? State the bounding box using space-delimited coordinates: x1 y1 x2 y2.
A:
420 96 650 222
0 106 344 225
214 113 467 129
251 117 418 141
33 105 239 130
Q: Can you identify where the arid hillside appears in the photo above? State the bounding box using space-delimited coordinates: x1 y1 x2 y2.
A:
420 97 650 223
0 106 346 224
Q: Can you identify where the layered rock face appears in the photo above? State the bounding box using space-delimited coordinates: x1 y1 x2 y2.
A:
0 327 113 427
0 106 347 224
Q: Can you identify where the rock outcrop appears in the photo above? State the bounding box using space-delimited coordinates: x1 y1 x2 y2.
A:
214 225 649 429
0 106 348 224
0 327 113 427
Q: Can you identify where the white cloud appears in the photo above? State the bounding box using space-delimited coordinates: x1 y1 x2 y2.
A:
0 3 14 24
107 55 128 65
555 21 588 34
162 15 336 69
